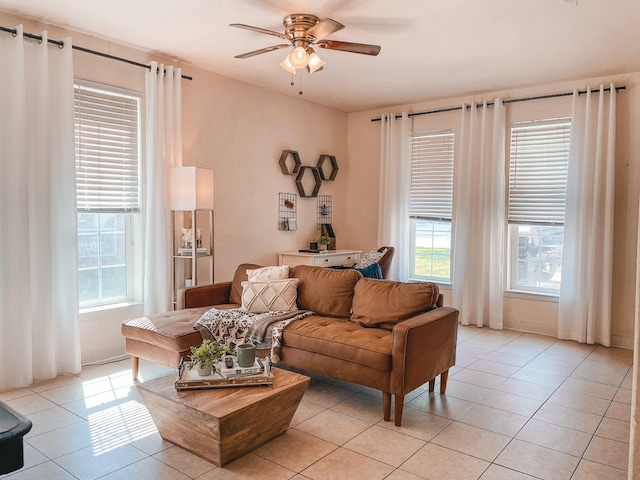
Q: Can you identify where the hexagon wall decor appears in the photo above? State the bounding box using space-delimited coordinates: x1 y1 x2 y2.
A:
279 150 301 175
295 166 322 198
316 154 338 181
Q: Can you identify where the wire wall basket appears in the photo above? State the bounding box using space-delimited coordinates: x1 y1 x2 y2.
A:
278 192 297 231
317 195 332 229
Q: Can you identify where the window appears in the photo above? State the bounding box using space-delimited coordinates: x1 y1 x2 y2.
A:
74 81 141 307
408 130 455 282
507 118 571 293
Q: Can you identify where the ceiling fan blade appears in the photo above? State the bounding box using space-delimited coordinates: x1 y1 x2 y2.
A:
229 23 289 41
234 44 290 59
305 18 344 40
316 40 381 56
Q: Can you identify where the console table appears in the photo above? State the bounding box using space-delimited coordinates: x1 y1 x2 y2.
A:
278 249 360 268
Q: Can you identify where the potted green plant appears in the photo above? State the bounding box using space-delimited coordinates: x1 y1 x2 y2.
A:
318 235 330 251
188 339 229 376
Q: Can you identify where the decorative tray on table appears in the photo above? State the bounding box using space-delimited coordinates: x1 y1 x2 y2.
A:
175 357 274 391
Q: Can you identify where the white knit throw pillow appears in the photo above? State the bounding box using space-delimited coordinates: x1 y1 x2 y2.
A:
246 265 289 282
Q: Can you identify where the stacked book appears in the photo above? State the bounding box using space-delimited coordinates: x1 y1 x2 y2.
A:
178 247 208 256
218 358 265 378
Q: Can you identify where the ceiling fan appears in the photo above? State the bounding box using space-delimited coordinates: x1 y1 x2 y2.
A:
230 13 381 75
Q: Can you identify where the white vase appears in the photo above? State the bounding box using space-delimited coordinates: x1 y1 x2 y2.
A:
197 365 213 376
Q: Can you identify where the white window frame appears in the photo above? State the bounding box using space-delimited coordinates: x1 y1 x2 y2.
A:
74 80 142 309
408 129 455 283
507 118 571 295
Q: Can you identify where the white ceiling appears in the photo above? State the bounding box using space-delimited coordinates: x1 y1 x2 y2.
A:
1 0 639 112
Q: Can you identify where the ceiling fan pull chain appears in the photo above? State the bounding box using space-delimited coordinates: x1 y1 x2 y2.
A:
299 74 303 96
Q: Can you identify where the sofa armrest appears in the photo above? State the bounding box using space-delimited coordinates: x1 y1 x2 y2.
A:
176 282 233 310
390 306 459 395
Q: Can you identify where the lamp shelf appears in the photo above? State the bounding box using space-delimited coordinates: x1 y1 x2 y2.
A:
169 165 215 309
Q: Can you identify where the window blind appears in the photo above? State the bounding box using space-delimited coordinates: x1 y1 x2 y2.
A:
409 130 455 221
74 82 141 212
508 119 571 226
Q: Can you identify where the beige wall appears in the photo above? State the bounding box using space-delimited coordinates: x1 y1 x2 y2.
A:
346 73 640 349
0 11 347 363
181 70 347 279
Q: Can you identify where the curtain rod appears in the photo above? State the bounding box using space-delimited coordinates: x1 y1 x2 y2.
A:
370 85 626 122
0 25 193 81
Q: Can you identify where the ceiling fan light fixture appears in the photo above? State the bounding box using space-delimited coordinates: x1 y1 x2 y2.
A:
231 13 381 93
288 46 309 68
279 56 297 74
306 50 325 74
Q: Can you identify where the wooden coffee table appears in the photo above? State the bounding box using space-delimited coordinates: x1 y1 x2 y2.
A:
137 367 310 466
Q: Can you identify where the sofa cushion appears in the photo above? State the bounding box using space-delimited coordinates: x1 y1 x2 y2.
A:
282 315 392 371
350 279 439 330
290 265 362 318
241 278 299 313
229 263 264 304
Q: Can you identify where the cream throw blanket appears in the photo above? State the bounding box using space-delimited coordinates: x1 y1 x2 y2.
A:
194 308 314 363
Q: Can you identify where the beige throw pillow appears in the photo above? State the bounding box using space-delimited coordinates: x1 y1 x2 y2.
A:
246 265 289 282
241 278 299 313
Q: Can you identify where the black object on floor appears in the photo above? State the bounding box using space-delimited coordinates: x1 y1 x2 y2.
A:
0 401 33 474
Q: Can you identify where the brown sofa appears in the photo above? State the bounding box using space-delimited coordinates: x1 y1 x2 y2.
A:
121 263 459 426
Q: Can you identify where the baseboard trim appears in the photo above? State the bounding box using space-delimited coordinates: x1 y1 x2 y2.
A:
81 353 129 367
611 335 634 350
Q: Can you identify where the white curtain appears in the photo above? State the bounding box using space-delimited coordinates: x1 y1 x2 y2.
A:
144 63 182 315
452 100 506 328
0 27 79 389
378 113 410 281
558 84 616 345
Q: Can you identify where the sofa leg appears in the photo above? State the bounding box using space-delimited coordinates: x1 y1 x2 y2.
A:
428 378 435 392
131 356 139 381
383 392 391 422
394 395 404 427
440 370 449 394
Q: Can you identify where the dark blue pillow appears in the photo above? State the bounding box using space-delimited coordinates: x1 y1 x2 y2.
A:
356 262 383 279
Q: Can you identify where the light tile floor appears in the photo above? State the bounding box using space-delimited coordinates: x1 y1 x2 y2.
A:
0 325 633 480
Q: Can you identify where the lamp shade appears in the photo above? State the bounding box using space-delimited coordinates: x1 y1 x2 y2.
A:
307 52 325 73
279 56 297 74
170 166 214 210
